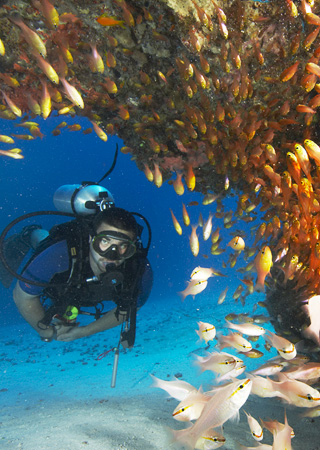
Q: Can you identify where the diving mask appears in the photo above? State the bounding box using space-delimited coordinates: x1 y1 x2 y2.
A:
92 230 136 261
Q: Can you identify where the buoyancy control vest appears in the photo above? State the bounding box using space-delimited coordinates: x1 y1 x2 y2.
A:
26 219 148 332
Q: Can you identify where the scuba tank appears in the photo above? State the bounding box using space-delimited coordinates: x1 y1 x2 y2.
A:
53 183 114 216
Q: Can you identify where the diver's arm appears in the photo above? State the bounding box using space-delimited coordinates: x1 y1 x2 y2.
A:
13 282 54 339
83 307 127 336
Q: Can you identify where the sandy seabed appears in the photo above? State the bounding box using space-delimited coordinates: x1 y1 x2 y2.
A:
1 297 320 450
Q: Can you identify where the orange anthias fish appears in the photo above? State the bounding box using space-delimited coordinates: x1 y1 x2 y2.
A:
182 203 190 226
96 15 125 27
254 245 273 292
170 209 182 235
173 172 184 195
227 236 245 252
10 16 47 58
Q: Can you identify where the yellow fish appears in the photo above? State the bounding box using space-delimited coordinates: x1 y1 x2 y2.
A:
254 245 272 292
170 209 182 235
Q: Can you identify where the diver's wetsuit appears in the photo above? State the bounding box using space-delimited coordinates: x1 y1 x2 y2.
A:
19 235 153 321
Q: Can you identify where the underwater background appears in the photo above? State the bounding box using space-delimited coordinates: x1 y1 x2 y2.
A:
1 116 318 450
0 115 279 450
2 0 320 448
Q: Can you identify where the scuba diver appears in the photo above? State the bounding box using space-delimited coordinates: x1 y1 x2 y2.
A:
0 150 153 352
11 206 153 345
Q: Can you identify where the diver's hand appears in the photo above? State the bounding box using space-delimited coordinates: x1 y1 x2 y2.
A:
56 325 85 342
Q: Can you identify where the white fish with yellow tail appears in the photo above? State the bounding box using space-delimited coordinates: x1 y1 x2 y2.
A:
190 225 200 257
191 267 216 281
283 362 320 382
254 245 272 292
150 374 197 401
225 320 266 336
260 417 295 438
195 429 225 449
243 411 263 441
194 351 240 375
173 389 209 422
218 332 252 353
178 279 207 301
272 411 293 450
195 321 216 344
302 294 320 345
203 213 214 241
251 361 285 377
217 362 246 383
271 373 320 408
249 374 290 401
170 209 182 235
171 378 252 450
264 330 296 360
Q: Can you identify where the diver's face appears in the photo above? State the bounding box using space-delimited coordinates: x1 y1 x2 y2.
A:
89 223 135 275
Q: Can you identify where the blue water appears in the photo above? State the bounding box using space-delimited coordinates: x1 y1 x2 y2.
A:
0 114 252 327
1 115 311 450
